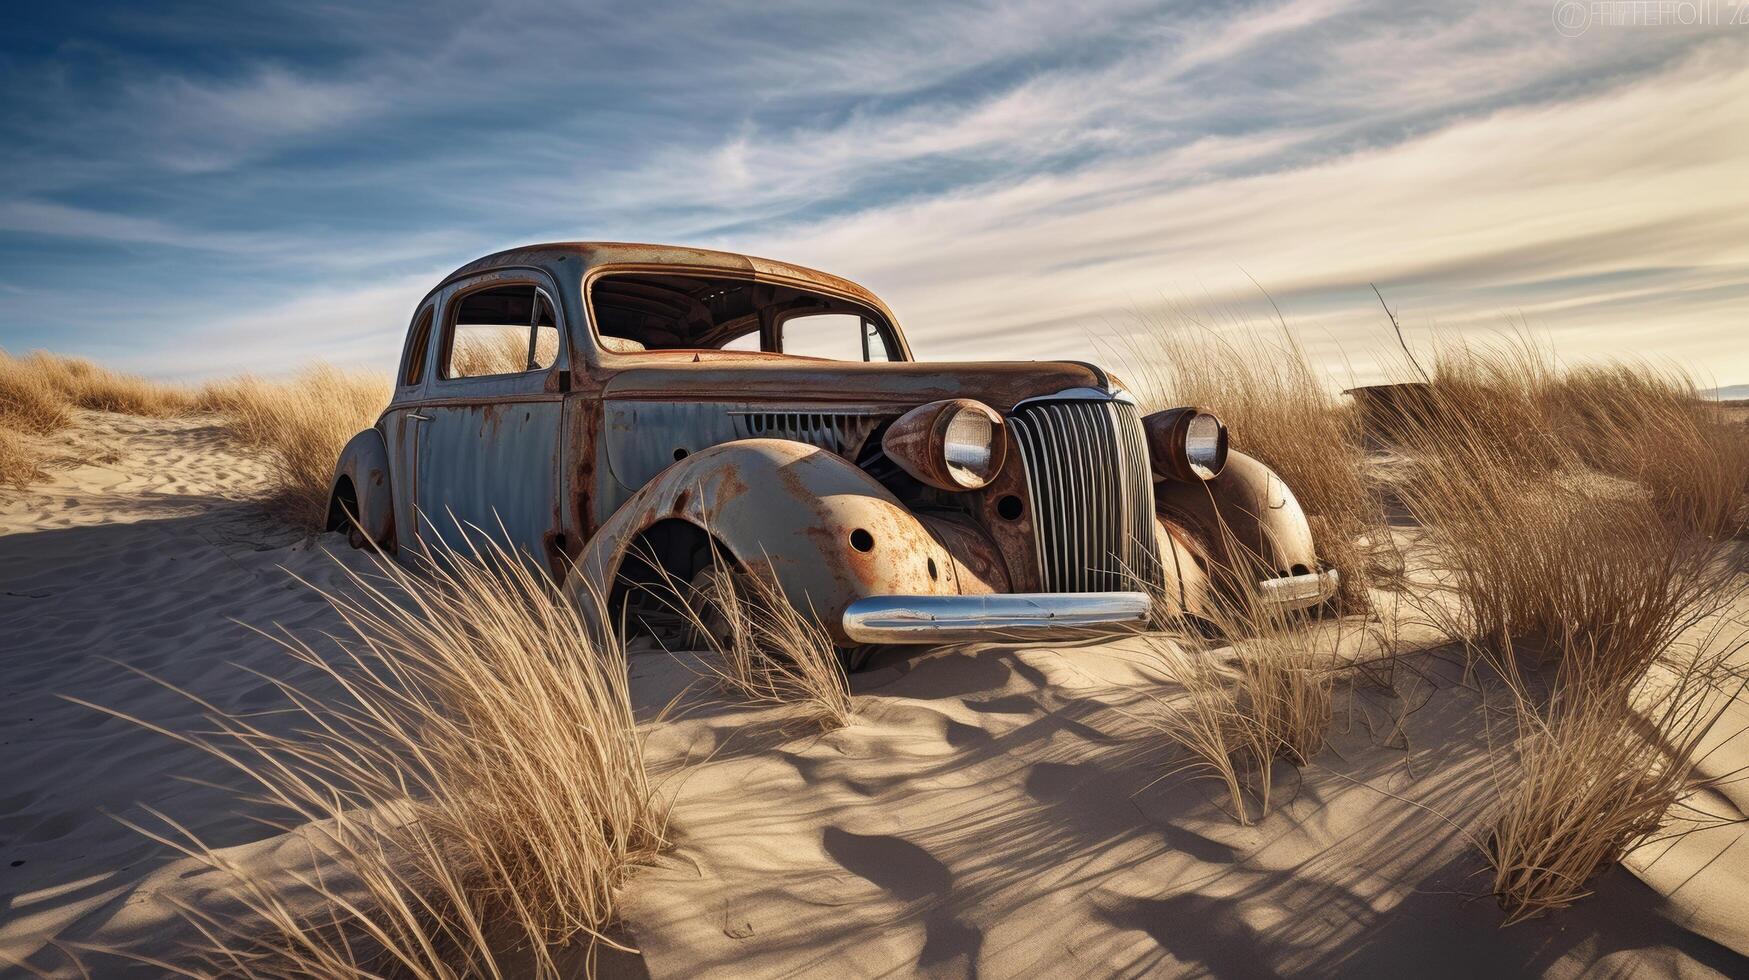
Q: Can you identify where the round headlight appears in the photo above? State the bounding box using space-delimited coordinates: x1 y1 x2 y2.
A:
1183 412 1225 479
882 398 1007 491
1142 406 1228 482
942 407 998 487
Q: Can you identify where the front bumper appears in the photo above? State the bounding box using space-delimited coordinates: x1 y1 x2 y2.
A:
841 592 1152 645
1257 568 1341 608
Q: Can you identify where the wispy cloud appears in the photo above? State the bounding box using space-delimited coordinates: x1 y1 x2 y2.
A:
1 0 1745 384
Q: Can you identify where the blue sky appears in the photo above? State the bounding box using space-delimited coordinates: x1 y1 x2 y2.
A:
2 1 1746 384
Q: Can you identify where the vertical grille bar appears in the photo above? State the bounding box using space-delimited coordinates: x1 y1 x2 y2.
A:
1007 396 1162 593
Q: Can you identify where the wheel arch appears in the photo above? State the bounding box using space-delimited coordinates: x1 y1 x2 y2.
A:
329 427 395 545
568 438 959 645
1153 449 1321 586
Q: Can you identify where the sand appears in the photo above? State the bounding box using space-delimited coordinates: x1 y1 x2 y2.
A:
3 411 1747 977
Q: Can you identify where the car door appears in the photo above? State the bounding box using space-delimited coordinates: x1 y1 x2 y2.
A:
385 300 438 552
414 271 567 563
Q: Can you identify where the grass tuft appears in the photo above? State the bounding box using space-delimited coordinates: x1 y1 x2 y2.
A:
0 349 76 436
0 427 44 488
0 348 196 488
638 542 852 731
24 351 197 418
1484 627 1747 923
199 366 390 531
1376 336 1749 921
1135 588 1345 824
79 525 665 977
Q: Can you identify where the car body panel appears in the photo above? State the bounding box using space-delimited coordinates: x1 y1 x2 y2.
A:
568 439 967 645
335 241 1337 651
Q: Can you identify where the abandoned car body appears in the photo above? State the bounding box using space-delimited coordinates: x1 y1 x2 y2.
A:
328 242 1337 659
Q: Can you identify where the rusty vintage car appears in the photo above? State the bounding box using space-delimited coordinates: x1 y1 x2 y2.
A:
328 242 1336 665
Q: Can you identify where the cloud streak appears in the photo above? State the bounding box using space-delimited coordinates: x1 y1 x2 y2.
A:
1 0 1745 385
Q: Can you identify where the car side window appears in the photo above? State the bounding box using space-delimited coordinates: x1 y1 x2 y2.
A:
443 284 561 379
401 306 434 387
719 328 761 352
779 313 893 362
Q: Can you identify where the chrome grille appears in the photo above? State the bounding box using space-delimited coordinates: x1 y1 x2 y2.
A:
1007 397 1161 592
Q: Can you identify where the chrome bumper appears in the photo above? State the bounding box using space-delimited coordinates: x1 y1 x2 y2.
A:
841 592 1152 645
1258 568 1340 607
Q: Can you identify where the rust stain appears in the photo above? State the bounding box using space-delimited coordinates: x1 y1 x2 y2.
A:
332 240 1331 646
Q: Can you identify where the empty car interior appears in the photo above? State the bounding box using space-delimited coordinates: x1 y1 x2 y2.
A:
589 272 898 361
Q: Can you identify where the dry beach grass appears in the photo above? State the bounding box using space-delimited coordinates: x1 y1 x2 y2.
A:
0 349 193 485
659 549 854 732
197 367 390 530
1110 316 1383 601
1112 322 1748 921
2 329 1748 974
0 350 386 530
1136 598 1344 825
1371 338 1749 919
75 528 665 978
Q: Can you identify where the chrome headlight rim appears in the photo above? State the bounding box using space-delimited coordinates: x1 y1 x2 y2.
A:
881 398 1008 491
1143 406 1229 482
940 403 1001 488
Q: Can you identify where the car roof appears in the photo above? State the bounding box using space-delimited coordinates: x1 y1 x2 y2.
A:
431 241 892 317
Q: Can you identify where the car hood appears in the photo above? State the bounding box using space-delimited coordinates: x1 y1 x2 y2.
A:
599 357 1125 412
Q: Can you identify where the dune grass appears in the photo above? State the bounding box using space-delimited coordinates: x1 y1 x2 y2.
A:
1109 316 1383 602
0 350 76 435
637 542 852 731
7 349 196 418
1415 338 1747 538
0 347 383 530
1109 313 1378 824
0 428 43 488
449 327 555 379
199 366 390 531
1136 583 1346 824
0 348 195 487
1117 322 1746 898
78 526 665 978
1391 343 1745 680
1370 337 1749 920
1484 626 1748 924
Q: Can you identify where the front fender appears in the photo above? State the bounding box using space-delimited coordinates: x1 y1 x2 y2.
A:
572 439 965 645
1153 450 1320 589
329 427 394 544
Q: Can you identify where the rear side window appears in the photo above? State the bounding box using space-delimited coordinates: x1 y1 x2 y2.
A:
443 284 561 379
402 307 434 387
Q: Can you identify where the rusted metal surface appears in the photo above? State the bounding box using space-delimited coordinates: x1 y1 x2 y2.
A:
336 241 1340 651
413 398 563 561
569 439 956 646
880 398 1006 491
1344 382 1437 446
329 428 394 544
915 513 1009 594
601 400 895 503
1155 450 1320 582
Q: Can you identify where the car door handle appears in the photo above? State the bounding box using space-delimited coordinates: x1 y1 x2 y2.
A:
408 413 432 422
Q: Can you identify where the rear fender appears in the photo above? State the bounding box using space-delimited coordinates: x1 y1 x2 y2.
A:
571 438 963 644
329 428 394 544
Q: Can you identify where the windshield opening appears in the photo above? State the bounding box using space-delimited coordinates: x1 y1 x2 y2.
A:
589 271 902 361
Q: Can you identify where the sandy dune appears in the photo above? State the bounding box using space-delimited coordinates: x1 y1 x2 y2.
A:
3 413 1747 977
0 413 383 975
625 639 1749 978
